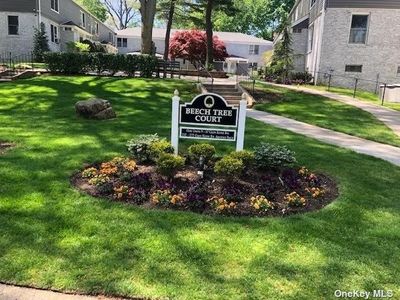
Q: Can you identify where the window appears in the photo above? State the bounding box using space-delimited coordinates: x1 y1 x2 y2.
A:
345 65 363 73
397 66 400 75
96 22 99 35
249 62 258 69
307 25 314 52
8 16 19 35
81 12 86 27
293 28 302 33
249 45 259 55
117 38 127 48
349 15 368 44
310 0 317 7
51 24 59 43
51 0 59 12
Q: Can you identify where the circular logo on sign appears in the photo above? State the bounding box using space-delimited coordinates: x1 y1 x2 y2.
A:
204 96 215 108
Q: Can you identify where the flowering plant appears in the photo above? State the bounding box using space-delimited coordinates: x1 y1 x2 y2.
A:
250 195 273 212
113 185 130 200
284 192 306 207
88 174 110 186
82 167 98 178
100 162 118 175
306 187 325 199
208 196 237 213
150 189 185 206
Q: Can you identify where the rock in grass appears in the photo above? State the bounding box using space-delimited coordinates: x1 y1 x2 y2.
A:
75 99 116 120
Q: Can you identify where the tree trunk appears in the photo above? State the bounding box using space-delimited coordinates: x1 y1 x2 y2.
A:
140 0 157 54
163 0 176 60
205 0 214 68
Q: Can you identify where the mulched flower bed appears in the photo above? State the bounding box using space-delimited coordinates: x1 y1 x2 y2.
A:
72 157 338 217
0 141 15 154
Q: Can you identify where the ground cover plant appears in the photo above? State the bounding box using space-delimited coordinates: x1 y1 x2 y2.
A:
73 140 338 217
0 76 400 299
243 82 400 147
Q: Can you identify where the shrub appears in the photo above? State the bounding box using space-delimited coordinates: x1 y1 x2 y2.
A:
66 41 90 53
156 153 185 177
214 156 244 179
44 52 92 74
149 140 174 162
43 52 158 77
126 134 160 163
284 192 306 207
290 72 313 84
250 195 273 212
254 143 296 170
228 150 255 168
188 143 216 164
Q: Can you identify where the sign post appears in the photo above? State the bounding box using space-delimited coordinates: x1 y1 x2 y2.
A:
171 91 247 153
171 90 180 155
236 95 247 151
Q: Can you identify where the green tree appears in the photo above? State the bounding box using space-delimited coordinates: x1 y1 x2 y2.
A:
33 22 50 62
269 19 293 80
75 0 108 22
170 0 235 66
213 0 295 40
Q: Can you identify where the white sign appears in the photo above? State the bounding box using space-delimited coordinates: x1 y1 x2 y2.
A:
171 90 247 154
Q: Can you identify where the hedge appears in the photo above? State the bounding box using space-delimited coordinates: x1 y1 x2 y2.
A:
43 52 158 78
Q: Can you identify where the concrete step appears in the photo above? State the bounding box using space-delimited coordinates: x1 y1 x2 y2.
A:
210 89 240 94
0 78 12 82
204 84 237 89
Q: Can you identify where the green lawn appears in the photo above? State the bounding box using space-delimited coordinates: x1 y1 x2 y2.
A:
304 84 400 112
247 82 400 147
1 76 400 299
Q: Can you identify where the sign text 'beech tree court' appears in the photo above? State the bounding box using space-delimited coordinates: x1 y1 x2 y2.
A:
171 90 247 154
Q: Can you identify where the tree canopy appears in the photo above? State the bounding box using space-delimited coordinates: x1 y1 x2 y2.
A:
169 30 228 65
75 0 108 22
167 0 295 40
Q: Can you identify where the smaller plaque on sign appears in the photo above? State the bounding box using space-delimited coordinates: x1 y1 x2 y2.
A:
180 127 236 142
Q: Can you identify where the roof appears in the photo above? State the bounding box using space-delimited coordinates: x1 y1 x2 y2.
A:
117 27 272 45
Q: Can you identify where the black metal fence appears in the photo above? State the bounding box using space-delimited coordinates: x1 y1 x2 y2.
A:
312 71 396 105
0 52 36 73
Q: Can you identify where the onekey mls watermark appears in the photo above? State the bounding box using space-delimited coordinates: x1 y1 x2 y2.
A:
334 290 393 299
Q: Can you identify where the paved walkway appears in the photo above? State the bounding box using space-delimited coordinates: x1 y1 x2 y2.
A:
265 82 400 137
248 109 400 167
0 284 128 300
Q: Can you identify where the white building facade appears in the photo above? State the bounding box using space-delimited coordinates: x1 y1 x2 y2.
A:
285 0 400 91
116 27 273 70
0 0 116 57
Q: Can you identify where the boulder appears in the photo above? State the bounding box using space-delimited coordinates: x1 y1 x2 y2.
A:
75 99 116 120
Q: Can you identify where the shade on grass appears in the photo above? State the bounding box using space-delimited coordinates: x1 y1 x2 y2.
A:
250 82 400 147
0 76 399 299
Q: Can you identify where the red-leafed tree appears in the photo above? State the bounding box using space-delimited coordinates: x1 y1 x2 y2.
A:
169 30 228 66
